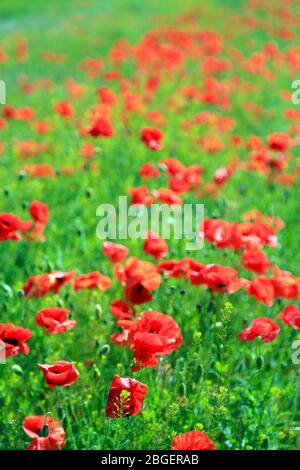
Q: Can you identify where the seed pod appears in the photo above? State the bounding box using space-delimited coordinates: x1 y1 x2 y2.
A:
178 383 186 397
256 355 264 370
41 424 49 438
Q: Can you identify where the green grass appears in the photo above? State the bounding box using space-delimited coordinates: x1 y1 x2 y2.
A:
0 0 299 451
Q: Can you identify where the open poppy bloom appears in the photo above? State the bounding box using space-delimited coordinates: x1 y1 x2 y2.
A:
38 361 79 388
241 243 271 274
171 431 216 450
88 116 115 137
23 415 66 450
192 264 244 294
0 323 32 357
140 127 163 150
112 310 183 371
143 230 168 260
35 307 76 334
0 213 29 241
102 241 128 263
115 256 161 305
73 271 111 291
277 305 300 329
239 317 280 343
105 374 148 418
23 271 75 297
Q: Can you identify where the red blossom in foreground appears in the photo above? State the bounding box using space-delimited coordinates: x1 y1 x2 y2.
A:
277 305 300 329
0 323 32 357
239 317 280 343
73 272 111 291
35 307 76 334
105 375 148 418
267 132 292 152
171 431 216 451
112 310 183 371
102 241 128 263
23 416 66 450
23 271 75 297
143 230 168 260
38 361 79 388
140 127 163 150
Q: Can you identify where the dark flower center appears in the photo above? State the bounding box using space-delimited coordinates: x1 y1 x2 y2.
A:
4 338 19 346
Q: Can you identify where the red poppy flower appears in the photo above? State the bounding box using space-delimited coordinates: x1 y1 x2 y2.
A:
88 117 115 137
239 317 280 343
29 200 48 225
245 277 275 306
143 230 168 260
0 213 28 241
152 188 182 206
140 127 163 150
139 162 159 180
116 256 161 305
267 132 292 152
23 416 66 450
193 264 243 294
38 361 79 388
102 241 128 263
110 299 136 320
23 271 75 297
73 272 111 291
271 266 299 299
0 323 32 357
277 305 300 329
54 101 74 118
35 307 76 334
112 310 183 371
171 431 216 450
105 375 148 418
241 244 271 274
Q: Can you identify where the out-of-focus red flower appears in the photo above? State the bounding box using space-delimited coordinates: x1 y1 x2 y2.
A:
23 271 75 297
139 162 159 179
54 101 74 118
143 230 168 260
245 277 275 306
129 186 154 205
23 416 66 450
241 244 271 274
277 305 300 329
110 299 136 320
38 361 79 388
152 188 182 206
35 307 76 334
267 132 292 152
73 272 111 291
105 375 148 418
29 200 48 225
97 86 117 105
171 431 216 450
191 263 243 294
88 117 115 137
141 127 163 150
239 317 280 343
0 323 32 357
0 213 28 241
102 241 128 263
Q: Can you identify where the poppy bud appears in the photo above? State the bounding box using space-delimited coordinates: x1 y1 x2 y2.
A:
196 363 204 380
76 228 83 236
196 304 203 311
17 290 24 297
178 383 186 397
179 289 186 296
85 187 93 198
18 170 26 180
3 187 9 196
95 304 102 319
41 424 50 438
12 364 23 376
57 299 64 307
58 406 65 421
55 169 61 176
256 355 264 370
101 344 110 355
21 201 28 210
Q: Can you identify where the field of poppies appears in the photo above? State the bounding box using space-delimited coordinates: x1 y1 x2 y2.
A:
0 0 300 451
